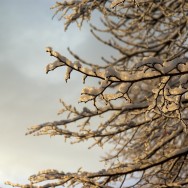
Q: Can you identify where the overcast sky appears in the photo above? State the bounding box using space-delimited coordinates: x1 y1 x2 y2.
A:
0 0 114 186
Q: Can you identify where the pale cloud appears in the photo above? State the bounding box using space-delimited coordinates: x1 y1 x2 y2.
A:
0 0 106 186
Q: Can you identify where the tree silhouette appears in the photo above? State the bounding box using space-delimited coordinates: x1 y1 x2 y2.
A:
6 0 188 187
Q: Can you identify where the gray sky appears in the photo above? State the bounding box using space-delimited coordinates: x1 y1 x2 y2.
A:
0 0 113 186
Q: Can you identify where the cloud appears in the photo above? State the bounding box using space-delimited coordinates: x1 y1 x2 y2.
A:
0 0 106 186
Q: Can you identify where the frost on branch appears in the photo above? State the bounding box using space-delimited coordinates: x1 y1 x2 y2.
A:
110 0 125 8
104 66 120 80
9 1 188 187
21 47 188 187
65 66 73 82
51 0 107 30
46 60 65 74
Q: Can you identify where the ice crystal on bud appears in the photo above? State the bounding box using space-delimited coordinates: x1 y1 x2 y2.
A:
79 95 93 102
105 66 119 78
118 83 131 93
167 102 178 111
172 57 188 65
73 61 82 69
65 67 73 82
82 74 87 83
46 60 64 74
169 87 185 95
103 93 122 101
82 87 89 94
45 47 52 52
110 0 125 8
51 51 60 57
100 80 109 88
92 65 99 75
135 57 163 69
185 92 188 99
180 74 188 86
66 59 73 66
82 87 102 95
152 88 158 94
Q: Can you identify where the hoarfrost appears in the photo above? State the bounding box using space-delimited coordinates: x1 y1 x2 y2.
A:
104 66 119 79
45 46 52 52
163 57 188 73
180 74 188 86
103 93 122 101
167 102 178 111
81 87 103 95
135 57 163 70
100 80 109 88
65 67 73 82
46 60 64 74
110 0 125 8
73 61 82 69
118 83 131 93
169 87 186 95
81 67 94 75
79 95 93 102
185 92 188 99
